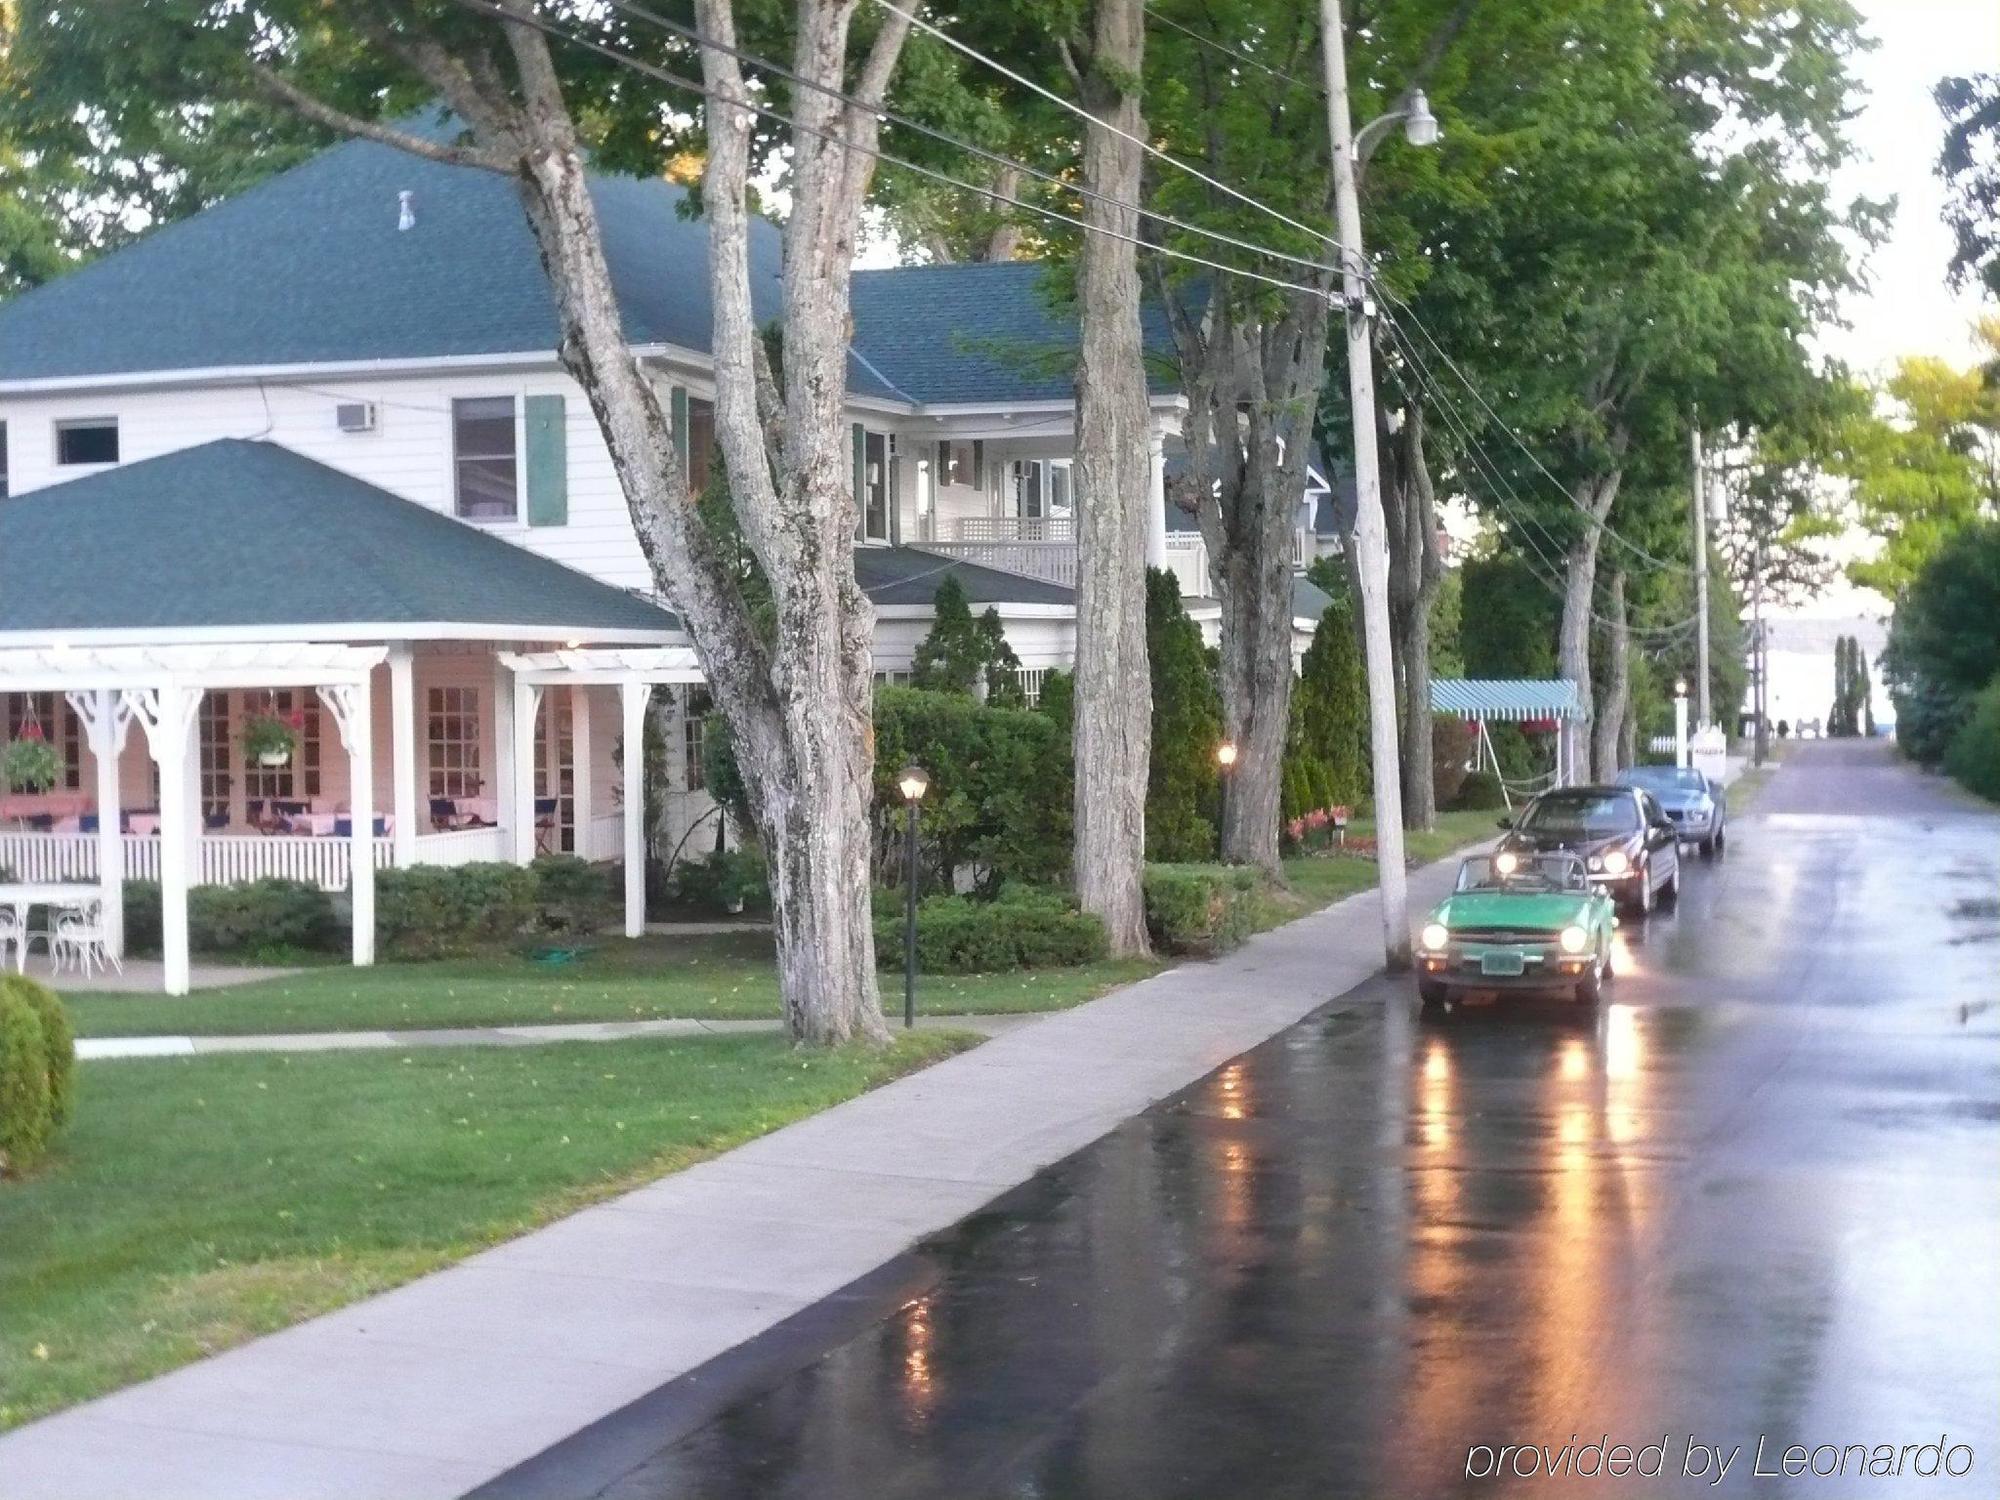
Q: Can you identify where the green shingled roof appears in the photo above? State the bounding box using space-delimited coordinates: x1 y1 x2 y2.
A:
855 546 1074 607
849 262 1179 405
0 440 681 641
0 126 1179 407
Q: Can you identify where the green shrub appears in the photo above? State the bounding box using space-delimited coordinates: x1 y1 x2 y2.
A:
874 687 1070 889
531 855 619 933
1945 675 2000 803
873 885 1108 973
668 847 771 915
1452 770 1506 811
1 977 75 1129
120 879 339 956
0 989 53 1175
1146 568 1224 861
375 862 538 958
1143 863 1266 957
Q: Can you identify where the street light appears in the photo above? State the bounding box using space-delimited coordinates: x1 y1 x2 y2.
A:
1320 0 1441 971
897 764 929 1030
1215 741 1237 862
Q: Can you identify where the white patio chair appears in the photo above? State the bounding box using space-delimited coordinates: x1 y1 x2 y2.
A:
0 907 24 975
51 899 122 978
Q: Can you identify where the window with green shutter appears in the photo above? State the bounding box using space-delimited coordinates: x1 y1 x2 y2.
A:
524 394 567 526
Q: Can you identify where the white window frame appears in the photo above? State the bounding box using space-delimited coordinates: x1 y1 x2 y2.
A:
426 685 484 798
451 395 520 523
54 416 120 468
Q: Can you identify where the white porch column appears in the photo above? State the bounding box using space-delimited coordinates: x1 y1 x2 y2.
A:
128 683 199 996
491 655 517 861
319 679 376 967
388 643 418 866
512 676 541 866
67 688 132 960
569 683 593 859
620 679 647 938
1146 430 1169 570
183 698 203 881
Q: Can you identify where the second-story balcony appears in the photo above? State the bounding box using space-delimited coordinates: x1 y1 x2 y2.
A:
916 513 1314 597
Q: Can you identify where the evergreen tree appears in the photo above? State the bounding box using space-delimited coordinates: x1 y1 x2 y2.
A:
1145 567 1223 861
910 577 1023 701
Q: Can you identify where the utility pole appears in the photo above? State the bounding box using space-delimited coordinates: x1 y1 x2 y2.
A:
1750 539 1768 766
1690 419 1712 728
1320 0 1409 970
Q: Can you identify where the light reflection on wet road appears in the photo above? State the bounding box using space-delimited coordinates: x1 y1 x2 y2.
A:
501 744 2000 1500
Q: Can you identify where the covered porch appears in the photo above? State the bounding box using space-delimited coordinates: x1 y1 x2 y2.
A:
0 439 700 993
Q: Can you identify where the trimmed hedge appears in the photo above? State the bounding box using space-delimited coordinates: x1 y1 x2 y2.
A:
1944 675 2000 803
0 978 73 1176
1143 864 1267 957
667 848 772 916
531 854 621 934
873 885 1108 973
123 878 337 957
1452 770 1506 811
375 862 539 959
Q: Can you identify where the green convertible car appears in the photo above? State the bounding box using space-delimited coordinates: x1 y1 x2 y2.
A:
1416 849 1618 1009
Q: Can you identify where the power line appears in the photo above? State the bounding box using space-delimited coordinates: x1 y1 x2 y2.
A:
599 0 1338 284
867 0 1356 269
1144 8 1325 97
451 0 1335 299
1373 282 1692 576
1377 314 1702 644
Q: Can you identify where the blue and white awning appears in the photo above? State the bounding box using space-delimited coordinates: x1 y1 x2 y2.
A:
1429 678 1584 722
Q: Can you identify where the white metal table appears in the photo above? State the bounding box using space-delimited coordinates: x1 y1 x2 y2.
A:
0 882 103 973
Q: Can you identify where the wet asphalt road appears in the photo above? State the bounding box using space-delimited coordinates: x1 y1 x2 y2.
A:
493 741 2000 1500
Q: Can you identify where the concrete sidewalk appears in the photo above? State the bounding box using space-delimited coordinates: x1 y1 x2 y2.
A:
0 851 1477 1500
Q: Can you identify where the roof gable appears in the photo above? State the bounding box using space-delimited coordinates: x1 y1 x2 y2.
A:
0 440 679 640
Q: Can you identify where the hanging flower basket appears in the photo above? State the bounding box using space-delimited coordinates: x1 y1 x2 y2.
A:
3 723 61 792
243 710 304 768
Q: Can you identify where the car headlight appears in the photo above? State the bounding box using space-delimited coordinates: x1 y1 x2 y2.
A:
1494 851 1519 874
1420 922 1450 951
1601 849 1630 875
1559 925 1588 953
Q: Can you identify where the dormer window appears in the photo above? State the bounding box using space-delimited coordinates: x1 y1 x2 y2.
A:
55 418 118 467
453 396 518 521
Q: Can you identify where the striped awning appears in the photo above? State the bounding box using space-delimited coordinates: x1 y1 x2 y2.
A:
1430 678 1584 722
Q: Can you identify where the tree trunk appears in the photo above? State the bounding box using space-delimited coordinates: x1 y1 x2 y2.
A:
1381 398 1443 829
1556 468 1624 783
1067 0 1152 956
1592 569 1629 779
257 1 909 1046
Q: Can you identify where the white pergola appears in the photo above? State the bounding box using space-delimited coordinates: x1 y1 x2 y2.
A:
498 646 706 938
0 643 388 994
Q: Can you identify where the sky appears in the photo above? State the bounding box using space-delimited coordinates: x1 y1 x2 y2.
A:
1821 0 1999 375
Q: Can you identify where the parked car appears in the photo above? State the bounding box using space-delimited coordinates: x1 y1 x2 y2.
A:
1415 850 1618 1009
1614 764 1727 855
1497 784 1681 915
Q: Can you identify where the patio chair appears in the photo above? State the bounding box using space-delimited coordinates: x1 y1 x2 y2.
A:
0 907 23 974
331 816 388 838
79 813 99 834
51 898 121 978
534 797 559 855
25 813 53 832
430 797 460 832
204 810 230 831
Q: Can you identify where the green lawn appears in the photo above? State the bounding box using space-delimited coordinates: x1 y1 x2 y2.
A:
66 931 1162 1039
0 1030 969 1431
1268 808 1499 926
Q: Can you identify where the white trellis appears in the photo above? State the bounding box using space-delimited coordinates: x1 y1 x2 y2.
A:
499 647 706 938
0 644 388 994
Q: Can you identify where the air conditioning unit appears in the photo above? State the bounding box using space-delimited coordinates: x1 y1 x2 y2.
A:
335 401 378 434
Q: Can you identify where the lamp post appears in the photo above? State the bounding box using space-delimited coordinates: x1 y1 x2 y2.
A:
896 764 929 1030
1215 740 1237 862
1673 679 1690 770
1320 0 1440 972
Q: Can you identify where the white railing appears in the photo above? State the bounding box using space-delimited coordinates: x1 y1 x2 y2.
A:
4 830 399 892
412 826 509 867
581 812 625 862
947 515 1076 544
915 540 1079 589
1163 532 1210 598
1014 668 1049 707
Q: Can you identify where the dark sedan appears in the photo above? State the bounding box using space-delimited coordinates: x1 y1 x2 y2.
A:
1616 763 1728 854
1497 784 1681 915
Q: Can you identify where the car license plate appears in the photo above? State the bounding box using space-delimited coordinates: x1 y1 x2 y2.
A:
1480 951 1526 977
